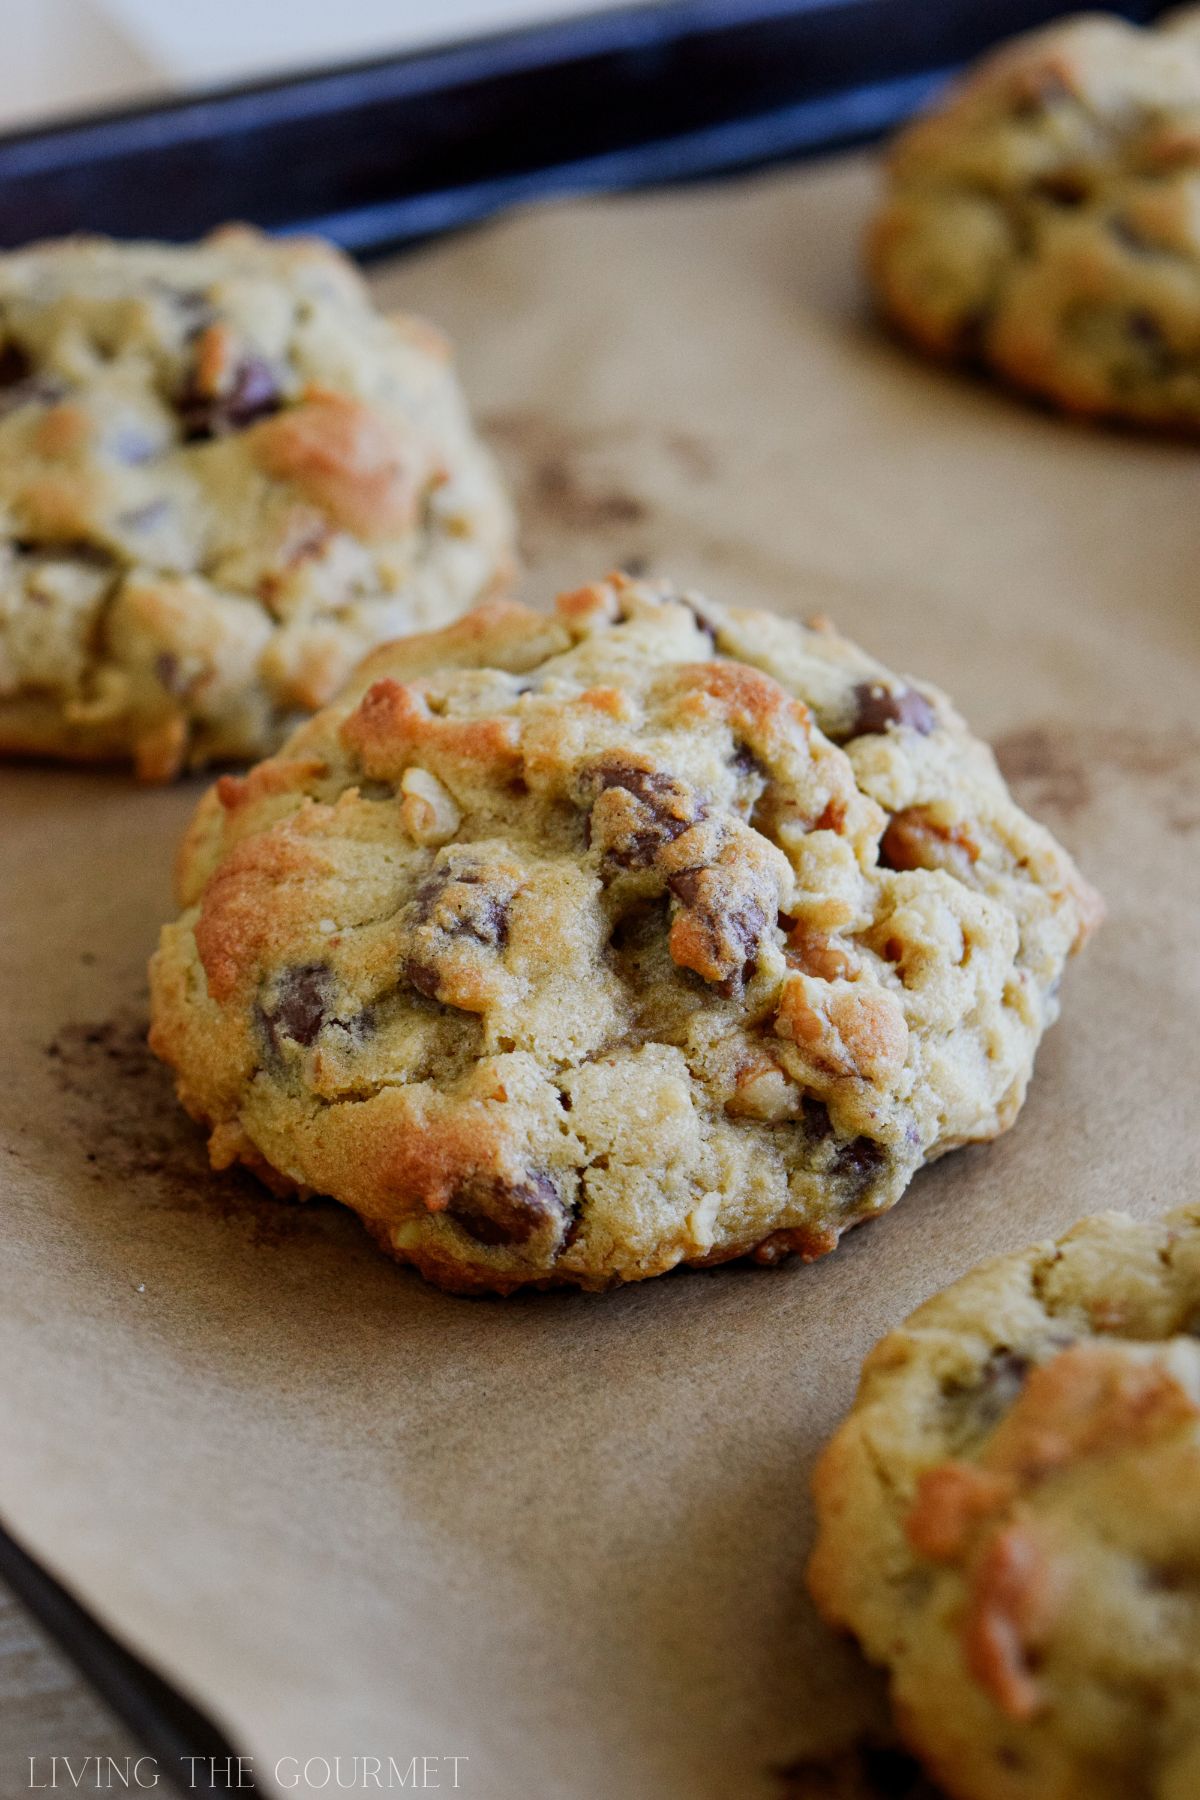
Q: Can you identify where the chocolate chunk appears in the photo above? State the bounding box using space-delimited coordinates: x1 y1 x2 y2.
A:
834 1135 886 1196
0 345 68 416
801 1094 833 1140
178 355 282 440
405 861 515 1006
666 869 706 909
406 956 443 1001
1126 308 1180 376
259 962 334 1052
1032 169 1090 207
12 536 111 566
585 757 702 870
414 865 509 948
953 303 992 364
1129 309 1165 345
730 741 765 781
848 682 935 739
732 742 769 823
0 341 31 386
677 594 720 645
972 1348 1033 1429
667 867 767 993
446 1172 564 1247
415 865 476 914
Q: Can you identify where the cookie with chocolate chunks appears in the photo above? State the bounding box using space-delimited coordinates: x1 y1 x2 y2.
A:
870 8 1200 429
810 1204 1200 1800
149 575 1099 1294
0 226 513 777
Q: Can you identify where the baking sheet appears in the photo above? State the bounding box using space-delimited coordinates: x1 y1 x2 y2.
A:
1 151 1198 1800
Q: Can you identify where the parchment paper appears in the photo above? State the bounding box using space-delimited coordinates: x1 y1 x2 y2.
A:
2 151 1198 1800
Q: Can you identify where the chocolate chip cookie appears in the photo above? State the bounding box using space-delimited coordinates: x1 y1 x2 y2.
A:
0 227 513 777
149 574 1099 1294
870 7 1200 428
809 1205 1200 1800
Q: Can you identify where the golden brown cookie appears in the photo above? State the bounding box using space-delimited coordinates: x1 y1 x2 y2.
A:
0 227 513 776
149 574 1098 1293
870 7 1200 428
810 1205 1200 1800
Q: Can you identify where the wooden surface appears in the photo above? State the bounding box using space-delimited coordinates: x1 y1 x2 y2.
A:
0 1585 140 1799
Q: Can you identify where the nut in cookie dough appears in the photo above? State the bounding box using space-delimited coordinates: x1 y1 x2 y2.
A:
0 227 514 777
149 574 1099 1294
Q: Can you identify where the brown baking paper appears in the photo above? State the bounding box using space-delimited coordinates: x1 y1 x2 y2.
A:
2 152 1198 1800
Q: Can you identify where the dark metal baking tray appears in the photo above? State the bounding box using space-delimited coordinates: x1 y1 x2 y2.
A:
0 1516 261 1796
0 0 1170 255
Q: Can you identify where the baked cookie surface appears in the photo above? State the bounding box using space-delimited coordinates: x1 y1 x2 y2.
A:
870 7 1200 428
809 1205 1200 1800
0 227 513 777
149 575 1099 1293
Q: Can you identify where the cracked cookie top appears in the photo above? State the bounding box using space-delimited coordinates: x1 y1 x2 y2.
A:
870 7 1200 428
149 575 1099 1293
0 226 513 777
810 1205 1200 1800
